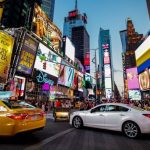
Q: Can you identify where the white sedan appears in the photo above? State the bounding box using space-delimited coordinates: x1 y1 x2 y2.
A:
70 103 150 138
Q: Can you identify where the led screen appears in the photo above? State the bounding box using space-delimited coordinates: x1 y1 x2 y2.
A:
128 90 141 100
105 78 112 89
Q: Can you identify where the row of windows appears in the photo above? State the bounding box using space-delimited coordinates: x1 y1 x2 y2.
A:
91 105 129 113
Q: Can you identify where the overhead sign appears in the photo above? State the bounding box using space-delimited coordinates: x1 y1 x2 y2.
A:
17 34 39 75
0 31 14 83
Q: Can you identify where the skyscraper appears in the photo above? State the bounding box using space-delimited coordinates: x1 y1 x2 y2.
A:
72 26 90 72
98 28 114 99
146 0 150 19
41 0 55 21
63 0 87 39
63 0 90 72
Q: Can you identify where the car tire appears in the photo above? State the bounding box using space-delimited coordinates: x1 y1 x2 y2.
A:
122 121 140 138
72 116 83 129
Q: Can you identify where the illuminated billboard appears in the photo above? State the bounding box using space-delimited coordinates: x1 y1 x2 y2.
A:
78 72 83 92
126 67 139 90
104 49 110 64
128 90 141 100
135 35 150 66
104 64 111 77
34 43 61 77
58 61 75 87
32 3 62 53
105 89 112 99
84 52 90 72
139 69 150 91
65 37 75 62
17 34 39 75
105 78 112 89
0 31 14 83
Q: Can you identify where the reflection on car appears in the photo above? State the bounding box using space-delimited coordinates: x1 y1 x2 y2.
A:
70 103 150 138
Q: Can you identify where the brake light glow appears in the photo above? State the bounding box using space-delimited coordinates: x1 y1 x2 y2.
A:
7 113 28 120
143 114 150 118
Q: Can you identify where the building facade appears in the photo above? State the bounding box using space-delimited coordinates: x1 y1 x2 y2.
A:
41 0 55 21
98 28 114 99
146 0 150 19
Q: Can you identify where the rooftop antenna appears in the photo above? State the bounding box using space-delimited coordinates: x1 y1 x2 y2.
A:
75 0 78 10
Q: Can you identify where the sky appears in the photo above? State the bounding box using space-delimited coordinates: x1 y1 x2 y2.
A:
53 0 150 92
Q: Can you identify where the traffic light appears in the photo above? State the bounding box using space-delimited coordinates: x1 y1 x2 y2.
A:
43 62 46 70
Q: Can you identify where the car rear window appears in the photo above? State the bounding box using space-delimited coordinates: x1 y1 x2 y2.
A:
3 101 35 109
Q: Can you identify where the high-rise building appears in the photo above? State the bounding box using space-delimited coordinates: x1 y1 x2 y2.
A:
63 0 89 72
63 0 87 39
98 28 114 99
41 0 55 21
72 26 90 72
146 0 150 19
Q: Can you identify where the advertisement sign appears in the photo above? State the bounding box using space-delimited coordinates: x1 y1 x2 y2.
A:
128 90 141 100
104 64 111 77
139 69 150 91
126 67 139 90
10 76 26 97
104 49 110 64
84 52 90 71
78 72 83 92
58 61 75 87
0 31 14 83
32 3 62 52
17 34 39 75
105 78 112 89
65 37 75 62
136 39 150 66
34 43 61 77
72 70 78 89
105 89 112 99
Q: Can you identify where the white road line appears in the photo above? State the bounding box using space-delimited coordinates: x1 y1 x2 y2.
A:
24 128 75 150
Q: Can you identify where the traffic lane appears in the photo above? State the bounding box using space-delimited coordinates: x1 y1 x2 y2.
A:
0 119 71 150
42 127 150 150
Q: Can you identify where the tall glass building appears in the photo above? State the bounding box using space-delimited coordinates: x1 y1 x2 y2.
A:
98 28 114 99
63 0 87 39
41 0 55 21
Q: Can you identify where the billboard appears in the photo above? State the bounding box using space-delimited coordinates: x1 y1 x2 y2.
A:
139 69 150 91
17 34 39 75
34 43 61 77
78 72 83 92
105 89 112 99
104 49 110 64
32 3 62 53
65 37 75 62
58 61 75 87
126 67 139 90
105 78 112 89
104 64 111 77
135 35 150 66
0 31 14 83
128 90 141 100
84 52 90 72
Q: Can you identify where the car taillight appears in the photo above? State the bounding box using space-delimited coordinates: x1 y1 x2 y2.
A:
7 113 28 120
40 111 45 117
143 114 150 118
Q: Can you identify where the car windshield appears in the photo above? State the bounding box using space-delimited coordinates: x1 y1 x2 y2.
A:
3 101 35 109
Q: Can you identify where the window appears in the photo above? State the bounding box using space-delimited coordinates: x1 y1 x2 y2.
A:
91 105 106 113
106 105 129 112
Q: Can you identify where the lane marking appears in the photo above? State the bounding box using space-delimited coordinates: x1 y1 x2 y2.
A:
24 128 75 150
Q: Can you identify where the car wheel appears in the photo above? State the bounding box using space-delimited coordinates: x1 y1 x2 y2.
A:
73 116 83 129
122 121 140 138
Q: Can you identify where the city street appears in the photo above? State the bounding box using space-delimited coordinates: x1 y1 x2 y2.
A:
0 116 150 150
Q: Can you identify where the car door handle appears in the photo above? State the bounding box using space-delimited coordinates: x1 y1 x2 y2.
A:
120 114 125 116
99 114 104 116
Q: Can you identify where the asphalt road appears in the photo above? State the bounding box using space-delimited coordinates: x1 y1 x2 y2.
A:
0 117 150 150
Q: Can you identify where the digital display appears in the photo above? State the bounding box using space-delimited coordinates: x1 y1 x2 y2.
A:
104 64 111 77
128 90 141 100
69 10 78 18
104 49 110 64
105 78 112 89
126 67 139 90
34 43 61 77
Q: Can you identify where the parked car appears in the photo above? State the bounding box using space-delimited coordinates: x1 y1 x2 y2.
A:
70 103 150 138
0 100 46 136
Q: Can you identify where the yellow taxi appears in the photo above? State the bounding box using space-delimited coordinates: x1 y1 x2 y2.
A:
0 99 46 136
